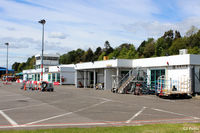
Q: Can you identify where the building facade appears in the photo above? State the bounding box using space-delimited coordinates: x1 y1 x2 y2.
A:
23 54 75 85
75 54 200 95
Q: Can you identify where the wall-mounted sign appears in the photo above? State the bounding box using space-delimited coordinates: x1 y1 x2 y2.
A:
106 64 112 67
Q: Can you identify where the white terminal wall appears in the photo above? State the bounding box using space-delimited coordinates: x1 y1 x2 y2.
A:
23 64 75 84
132 54 190 68
75 59 132 70
75 54 200 90
75 55 198 70
60 65 75 84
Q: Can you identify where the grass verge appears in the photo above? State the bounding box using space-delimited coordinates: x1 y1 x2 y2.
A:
0 123 200 133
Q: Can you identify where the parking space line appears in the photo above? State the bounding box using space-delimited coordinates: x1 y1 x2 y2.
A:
0 110 18 127
87 96 112 102
126 106 146 123
25 100 110 125
151 108 200 119
2 103 47 111
0 117 198 129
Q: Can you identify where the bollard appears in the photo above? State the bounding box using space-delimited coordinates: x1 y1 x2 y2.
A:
24 82 27 91
34 81 38 90
38 82 41 91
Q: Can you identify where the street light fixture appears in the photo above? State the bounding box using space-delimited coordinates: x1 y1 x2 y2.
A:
5 43 9 84
38 19 46 81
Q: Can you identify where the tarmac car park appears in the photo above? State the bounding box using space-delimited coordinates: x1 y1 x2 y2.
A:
0 82 200 129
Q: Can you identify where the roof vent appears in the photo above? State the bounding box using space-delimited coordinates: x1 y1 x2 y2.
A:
179 49 188 55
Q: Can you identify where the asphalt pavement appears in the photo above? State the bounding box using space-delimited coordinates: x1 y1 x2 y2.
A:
0 82 200 129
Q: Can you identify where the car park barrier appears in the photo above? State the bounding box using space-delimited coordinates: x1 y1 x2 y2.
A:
53 82 60 85
16 79 20 83
38 82 42 91
34 81 38 90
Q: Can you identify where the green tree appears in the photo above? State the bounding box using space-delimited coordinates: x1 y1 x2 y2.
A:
188 46 200 54
126 44 136 59
12 62 20 72
137 40 146 58
17 63 26 72
186 25 198 37
82 48 94 62
169 38 187 55
118 47 128 59
59 50 76 64
108 43 136 59
24 56 35 69
108 49 120 59
98 51 106 60
98 41 113 60
174 30 181 40
94 47 102 60
143 43 155 58
75 48 85 63
59 49 85 64
104 41 113 55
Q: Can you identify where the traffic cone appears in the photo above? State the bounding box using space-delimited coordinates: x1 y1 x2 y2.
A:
35 81 37 90
24 82 26 91
38 82 41 91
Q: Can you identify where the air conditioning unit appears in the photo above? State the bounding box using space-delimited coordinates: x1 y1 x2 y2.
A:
179 49 188 55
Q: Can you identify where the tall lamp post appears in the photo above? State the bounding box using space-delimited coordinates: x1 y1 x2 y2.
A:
38 19 46 81
5 43 9 84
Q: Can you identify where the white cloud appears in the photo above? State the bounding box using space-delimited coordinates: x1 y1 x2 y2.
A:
177 0 200 17
6 27 16 31
48 32 67 39
0 0 200 68
123 17 200 42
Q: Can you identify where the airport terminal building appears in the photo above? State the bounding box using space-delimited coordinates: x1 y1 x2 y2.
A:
75 51 200 95
23 54 75 85
22 50 200 95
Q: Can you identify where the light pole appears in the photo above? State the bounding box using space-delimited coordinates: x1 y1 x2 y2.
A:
5 43 9 84
38 19 46 81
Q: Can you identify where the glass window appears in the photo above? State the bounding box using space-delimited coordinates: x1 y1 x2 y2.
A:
57 73 60 82
35 74 38 81
36 57 40 60
48 73 51 82
37 74 40 81
52 73 55 82
43 56 58 61
32 75 35 81
34 74 37 81
150 69 165 90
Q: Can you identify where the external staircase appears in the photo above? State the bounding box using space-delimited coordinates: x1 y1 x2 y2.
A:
117 68 147 94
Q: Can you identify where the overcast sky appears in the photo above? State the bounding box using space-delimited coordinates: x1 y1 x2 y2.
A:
0 0 200 68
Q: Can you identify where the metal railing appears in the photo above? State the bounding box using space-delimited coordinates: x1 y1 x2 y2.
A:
117 69 134 89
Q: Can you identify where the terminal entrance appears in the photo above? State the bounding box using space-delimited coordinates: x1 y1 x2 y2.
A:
150 69 165 90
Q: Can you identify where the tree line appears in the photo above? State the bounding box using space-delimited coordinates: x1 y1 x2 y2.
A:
12 26 200 72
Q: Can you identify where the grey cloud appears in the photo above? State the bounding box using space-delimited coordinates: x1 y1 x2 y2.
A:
0 37 40 49
0 37 70 54
48 32 68 39
123 18 200 39
6 27 16 31
44 41 72 53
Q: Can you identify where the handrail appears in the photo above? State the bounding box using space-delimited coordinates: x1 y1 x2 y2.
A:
118 70 132 88
117 67 147 90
